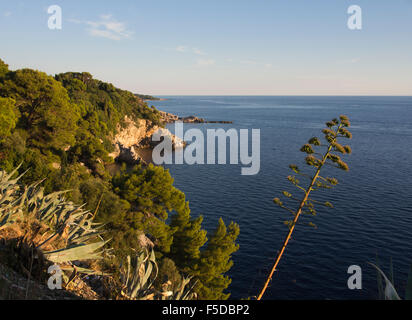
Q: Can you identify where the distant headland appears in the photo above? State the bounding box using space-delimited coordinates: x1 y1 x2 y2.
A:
134 93 167 101
159 111 232 124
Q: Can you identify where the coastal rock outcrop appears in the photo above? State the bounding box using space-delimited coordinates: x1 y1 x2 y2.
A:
159 111 180 123
159 111 232 124
109 116 184 164
109 110 232 165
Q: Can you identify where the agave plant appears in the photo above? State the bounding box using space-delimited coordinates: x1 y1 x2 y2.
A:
369 260 412 300
257 116 352 300
0 165 108 284
120 248 197 300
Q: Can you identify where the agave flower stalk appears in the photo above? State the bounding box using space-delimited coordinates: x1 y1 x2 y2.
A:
257 115 352 300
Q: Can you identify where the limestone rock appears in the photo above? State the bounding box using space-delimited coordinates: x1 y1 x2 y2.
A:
109 116 184 164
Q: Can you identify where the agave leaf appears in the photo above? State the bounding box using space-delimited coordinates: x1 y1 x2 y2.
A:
35 227 63 249
132 252 146 285
0 213 12 229
68 213 91 239
376 254 384 299
181 279 197 300
144 259 158 291
44 241 107 263
389 257 394 287
143 260 153 286
0 166 109 280
130 253 146 298
4 164 24 182
125 255 131 287
120 248 196 300
369 262 401 300
139 293 155 300
0 188 15 205
70 231 103 244
149 248 156 262
59 265 110 276
405 265 412 300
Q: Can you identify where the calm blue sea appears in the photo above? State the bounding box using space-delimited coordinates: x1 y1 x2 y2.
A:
150 96 412 300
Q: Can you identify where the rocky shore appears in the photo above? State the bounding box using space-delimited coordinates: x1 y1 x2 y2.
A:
109 116 185 164
159 111 232 124
108 110 232 165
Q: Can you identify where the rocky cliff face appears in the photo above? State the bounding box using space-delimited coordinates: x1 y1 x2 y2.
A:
109 116 184 164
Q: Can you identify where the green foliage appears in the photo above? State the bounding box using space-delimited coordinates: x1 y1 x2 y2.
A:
135 93 161 101
169 203 207 274
0 59 240 300
0 61 162 184
197 218 240 300
0 69 79 150
0 97 19 138
111 163 239 299
55 72 162 135
0 166 107 277
0 59 8 79
113 164 184 220
111 164 183 254
155 257 184 293
120 249 197 300
0 166 198 299
0 60 163 215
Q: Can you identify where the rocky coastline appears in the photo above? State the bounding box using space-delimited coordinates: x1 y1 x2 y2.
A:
159 111 232 124
108 110 232 165
109 116 185 164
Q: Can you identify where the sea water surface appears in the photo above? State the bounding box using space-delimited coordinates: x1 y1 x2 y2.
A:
149 96 412 300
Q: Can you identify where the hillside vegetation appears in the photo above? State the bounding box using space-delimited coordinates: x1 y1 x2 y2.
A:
0 58 239 300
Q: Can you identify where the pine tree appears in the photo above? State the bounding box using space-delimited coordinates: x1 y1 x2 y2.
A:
197 218 240 300
113 163 185 221
0 58 9 79
169 201 207 275
0 68 79 150
0 97 18 138
111 164 183 254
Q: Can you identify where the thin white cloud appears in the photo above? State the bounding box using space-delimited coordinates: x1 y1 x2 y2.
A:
100 14 112 20
3 11 11 17
69 14 133 40
296 75 337 80
174 46 206 55
192 48 206 56
228 58 274 68
339 57 361 64
240 60 258 65
172 46 212 65
196 59 215 66
175 45 188 53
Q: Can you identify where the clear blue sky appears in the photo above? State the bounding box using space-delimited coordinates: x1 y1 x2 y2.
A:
1 0 411 95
